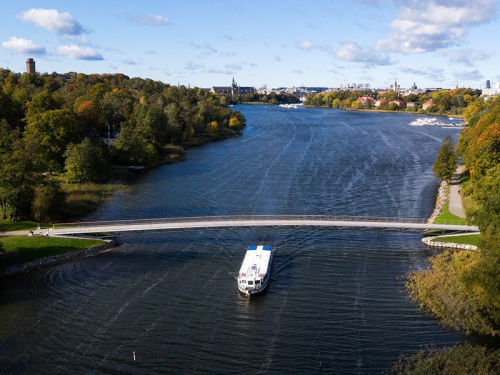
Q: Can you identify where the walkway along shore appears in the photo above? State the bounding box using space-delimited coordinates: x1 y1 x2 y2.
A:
423 165 478 250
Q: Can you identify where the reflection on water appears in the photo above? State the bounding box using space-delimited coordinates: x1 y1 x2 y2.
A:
0 107 465 374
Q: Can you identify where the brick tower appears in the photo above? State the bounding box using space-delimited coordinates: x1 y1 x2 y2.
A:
26 58 36 74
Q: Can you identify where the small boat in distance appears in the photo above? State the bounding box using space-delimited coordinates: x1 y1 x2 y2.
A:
237 245 273 296
409 117 447 126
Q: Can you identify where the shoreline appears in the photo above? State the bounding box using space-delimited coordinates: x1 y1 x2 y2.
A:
422 178 478 250
1 239 117 277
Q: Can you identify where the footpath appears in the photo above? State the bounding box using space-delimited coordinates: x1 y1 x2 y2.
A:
448 165 466 218
423 165 477 250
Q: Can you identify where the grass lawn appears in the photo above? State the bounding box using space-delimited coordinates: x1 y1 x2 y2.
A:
431 234 480 246
0 235 106 269
433 203 468 225
0 220 38 232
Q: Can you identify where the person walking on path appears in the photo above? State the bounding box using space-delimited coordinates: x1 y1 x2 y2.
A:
449 165 466 218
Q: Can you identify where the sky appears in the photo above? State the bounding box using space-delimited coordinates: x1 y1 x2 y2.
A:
1 0 499 90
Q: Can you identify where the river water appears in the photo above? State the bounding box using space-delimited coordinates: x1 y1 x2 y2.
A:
1 106 465 374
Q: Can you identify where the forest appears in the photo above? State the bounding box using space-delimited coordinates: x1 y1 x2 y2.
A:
0 70 245 222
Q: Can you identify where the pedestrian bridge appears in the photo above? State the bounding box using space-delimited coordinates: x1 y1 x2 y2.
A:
47 215 479 237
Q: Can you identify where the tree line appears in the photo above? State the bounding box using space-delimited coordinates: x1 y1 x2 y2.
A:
0 70 245 222
408 97 500 335
305 87 482 115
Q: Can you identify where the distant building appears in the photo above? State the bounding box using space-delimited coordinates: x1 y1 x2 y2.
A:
482 80 500 98
211 78 255 95
423 99 434 110
26 58 36 74
374 98 388 107
390 99 406 107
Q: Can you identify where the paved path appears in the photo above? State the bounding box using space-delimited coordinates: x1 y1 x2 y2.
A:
43 215 478 236
449 165 466 218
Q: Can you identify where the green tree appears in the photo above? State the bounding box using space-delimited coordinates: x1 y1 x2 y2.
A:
432 135 457 181
32 180 66 223
26 90 62 119
112 122 159 165
0 131 44 220
64 138 110 183
25 109 84 171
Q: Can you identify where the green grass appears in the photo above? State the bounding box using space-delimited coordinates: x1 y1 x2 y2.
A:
431 234 480 246
433 203 468 225
0 235 106 268
0 220 38 232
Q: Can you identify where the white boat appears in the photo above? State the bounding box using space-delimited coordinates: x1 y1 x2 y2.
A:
237 245 273 296
409 117 447 126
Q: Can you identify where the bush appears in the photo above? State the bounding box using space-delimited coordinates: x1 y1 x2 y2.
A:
390 344 500 374
406 250 499 336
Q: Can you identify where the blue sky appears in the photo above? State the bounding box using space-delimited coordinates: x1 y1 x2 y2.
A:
1 0 498 89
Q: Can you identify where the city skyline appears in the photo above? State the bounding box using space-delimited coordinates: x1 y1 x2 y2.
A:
1 0 498 89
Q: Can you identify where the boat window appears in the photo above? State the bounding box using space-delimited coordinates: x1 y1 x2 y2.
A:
241 280 246 283
255 280 261 284
248 281 253 285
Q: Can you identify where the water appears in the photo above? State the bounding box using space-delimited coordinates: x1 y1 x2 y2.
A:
0 107 465 374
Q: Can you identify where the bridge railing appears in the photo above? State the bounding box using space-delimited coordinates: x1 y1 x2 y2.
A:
51 214 473 229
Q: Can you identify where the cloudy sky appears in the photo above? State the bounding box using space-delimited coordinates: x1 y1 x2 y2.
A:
1 0 498 89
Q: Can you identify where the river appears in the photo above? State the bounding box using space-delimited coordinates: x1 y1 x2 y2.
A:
0 106 465 374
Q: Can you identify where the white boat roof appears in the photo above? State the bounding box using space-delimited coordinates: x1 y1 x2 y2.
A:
239 245 272 278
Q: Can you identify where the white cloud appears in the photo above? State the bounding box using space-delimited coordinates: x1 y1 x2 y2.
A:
378 0 496 53
184 61 203 70
2 36 46 54
133 13 169 26
448 49 492 66
225 64 242 70
454 68 483 82
190 43 217 54
18 8 85 35
295 41 316 51
400 65 446 82
335 42 396 66
203 67 232 75
56 45 103 60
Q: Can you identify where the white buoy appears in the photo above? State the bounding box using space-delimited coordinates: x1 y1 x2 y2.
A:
133 351 136 361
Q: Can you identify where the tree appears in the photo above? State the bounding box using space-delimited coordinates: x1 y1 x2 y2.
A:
64 138 110 182
0 131 44 221
229 116 243 132
26 90 62 119
77 100 102 135
25 109 84 171
432 135 457 181
112 122 159 165
32 180 65 223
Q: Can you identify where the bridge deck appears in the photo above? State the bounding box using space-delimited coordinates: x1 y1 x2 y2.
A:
48 215 479 236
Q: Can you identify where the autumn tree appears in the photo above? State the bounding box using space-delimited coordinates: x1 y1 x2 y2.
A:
77 100 102 135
